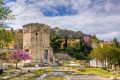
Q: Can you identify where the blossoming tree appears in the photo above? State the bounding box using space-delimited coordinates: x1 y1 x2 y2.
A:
7 49 32 69
84 36 92 45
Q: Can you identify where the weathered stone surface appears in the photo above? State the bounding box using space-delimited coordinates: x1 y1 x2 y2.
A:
1 76 10 80
23 23 55 66
66 75 110 80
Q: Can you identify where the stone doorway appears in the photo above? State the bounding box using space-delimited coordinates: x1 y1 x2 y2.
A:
44 50 48 62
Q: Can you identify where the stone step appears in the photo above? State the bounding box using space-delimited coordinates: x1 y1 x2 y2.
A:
36 74 50 80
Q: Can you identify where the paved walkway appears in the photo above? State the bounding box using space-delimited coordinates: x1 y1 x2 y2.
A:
65 75 110 80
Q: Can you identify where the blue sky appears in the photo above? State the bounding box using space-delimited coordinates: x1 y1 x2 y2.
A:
3 0 16 3
4 0 120 41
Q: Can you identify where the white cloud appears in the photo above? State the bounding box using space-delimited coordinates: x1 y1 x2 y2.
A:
5 0 120 41
97 31 120 41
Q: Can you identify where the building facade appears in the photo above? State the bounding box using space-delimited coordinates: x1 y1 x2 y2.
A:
23 23 54 65
61 39 80 49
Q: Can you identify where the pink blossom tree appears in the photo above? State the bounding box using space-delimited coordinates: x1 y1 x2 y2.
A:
84 36 92 45
7 49 32 69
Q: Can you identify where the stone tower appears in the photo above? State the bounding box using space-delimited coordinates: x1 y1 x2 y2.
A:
23 23 54 65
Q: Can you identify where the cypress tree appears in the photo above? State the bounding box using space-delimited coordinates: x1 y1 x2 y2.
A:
64 34 67 49
113 38 119 48
79 36 84 52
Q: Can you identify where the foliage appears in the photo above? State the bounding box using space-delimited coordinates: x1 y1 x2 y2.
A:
0 51 10 61
0 0 4 4
64 36 93 60
0 73 8 78
7 49 32 69
113 37 119 48
14 33 23 49
63 34 67 49
0 0 14 28
18 42 23 49
0 28 15 50
84 36 92 45
68 42 92 57
0 0 15 50
79 36 84 52
50 33 62 52
92 39 101 44
74 52 82 59
89 45 120 67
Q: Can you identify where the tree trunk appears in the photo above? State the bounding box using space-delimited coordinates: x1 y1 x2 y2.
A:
1 45 3 51
7 47 9 51
112 65 115 70
15 61 19 69
96 60 98 67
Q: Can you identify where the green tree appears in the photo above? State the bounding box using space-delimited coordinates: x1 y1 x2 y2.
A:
18 42 23 49
67 41 92 60
63 34 67 49
113 38 119 48
0 0 14 28
79 36 84 52
0 0 4 4
92 39 101 44
71 42 92 56
74 52 81 59
89 45 120 68
0 29 15 50
0 0 15 51
50 33 62 52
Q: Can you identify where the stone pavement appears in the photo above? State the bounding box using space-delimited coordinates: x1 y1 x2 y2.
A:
21 67 51 73
65 75 110 80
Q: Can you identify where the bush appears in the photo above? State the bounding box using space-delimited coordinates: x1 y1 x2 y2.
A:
74 52 82 59
0 51 9 62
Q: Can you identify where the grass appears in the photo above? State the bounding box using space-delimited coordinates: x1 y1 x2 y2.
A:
7 68 21 71
0 73 8 78
75 68 119 78
30 69 45 75
1 67 120 79
43 67 120 78
44 75 67 80
25 76 36 80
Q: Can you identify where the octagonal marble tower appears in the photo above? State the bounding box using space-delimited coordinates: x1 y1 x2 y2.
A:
23 23 54 65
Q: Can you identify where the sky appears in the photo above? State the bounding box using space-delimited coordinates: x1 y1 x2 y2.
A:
3 0 120 41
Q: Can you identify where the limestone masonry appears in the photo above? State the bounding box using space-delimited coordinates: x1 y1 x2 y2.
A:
23 23 54 65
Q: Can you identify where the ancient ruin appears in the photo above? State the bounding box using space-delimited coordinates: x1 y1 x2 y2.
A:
23 23 55 66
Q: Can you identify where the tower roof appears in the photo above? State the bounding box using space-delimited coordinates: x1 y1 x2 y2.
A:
22 23 50 29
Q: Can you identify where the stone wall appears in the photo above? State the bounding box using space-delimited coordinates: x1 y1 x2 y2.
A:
23 23 54 65
90 59 108 67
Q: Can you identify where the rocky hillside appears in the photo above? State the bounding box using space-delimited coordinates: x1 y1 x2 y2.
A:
11 26 97 39
51 27 97 39
54 53 73 61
